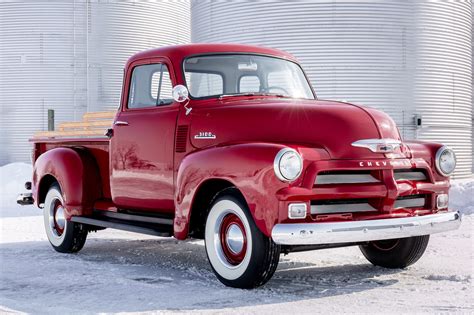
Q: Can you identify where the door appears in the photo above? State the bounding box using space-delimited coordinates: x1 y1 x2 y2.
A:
110 59 179 213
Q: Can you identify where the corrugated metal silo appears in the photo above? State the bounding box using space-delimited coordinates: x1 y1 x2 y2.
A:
192 1 472 178
0 0 190 164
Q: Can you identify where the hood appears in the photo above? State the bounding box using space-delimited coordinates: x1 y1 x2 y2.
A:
189 98 402 159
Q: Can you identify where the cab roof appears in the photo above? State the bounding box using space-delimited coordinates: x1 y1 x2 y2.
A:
126 43 298 67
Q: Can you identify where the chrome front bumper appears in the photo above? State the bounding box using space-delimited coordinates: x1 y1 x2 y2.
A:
271 211 461 245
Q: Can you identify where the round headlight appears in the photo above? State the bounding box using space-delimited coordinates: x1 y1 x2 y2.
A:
274 148 303 182
435 146 456 176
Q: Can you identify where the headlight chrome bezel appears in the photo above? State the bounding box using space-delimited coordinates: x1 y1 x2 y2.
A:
435 146 456 177
274 148 303 182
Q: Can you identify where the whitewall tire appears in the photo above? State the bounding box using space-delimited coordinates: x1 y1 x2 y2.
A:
43 184 88 253
204 189 280 288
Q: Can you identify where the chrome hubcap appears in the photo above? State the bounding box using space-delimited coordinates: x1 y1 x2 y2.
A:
225 223 244 254
49 197 66 237
55 206 65 230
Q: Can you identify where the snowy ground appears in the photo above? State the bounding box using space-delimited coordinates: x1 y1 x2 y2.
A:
0 163 472 314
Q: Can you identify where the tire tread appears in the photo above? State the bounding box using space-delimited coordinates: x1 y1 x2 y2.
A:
360 235 429 269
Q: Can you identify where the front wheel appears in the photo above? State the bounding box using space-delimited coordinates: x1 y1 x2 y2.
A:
204 189 280 288
43 184 88 253
359 235 430 268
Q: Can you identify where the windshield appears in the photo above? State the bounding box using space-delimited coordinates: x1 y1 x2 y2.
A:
183 54 315 100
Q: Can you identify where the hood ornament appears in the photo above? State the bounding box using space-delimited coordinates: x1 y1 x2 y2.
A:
351 139 402 153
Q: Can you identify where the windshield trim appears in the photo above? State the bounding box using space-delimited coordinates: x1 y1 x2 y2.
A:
181 52 317 101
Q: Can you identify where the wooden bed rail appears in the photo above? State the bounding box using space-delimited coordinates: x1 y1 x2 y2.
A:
34 111 116 138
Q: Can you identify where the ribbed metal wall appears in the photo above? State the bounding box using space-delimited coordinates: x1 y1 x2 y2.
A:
192 1 472 178
0 0 190 164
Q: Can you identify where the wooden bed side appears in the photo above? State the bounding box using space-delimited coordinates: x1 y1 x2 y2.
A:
34 111 116 138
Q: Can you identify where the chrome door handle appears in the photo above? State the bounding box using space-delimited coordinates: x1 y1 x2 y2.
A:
114 120 129 126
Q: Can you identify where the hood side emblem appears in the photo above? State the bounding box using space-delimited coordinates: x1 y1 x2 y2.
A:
194 132 216 140
352 139 402 153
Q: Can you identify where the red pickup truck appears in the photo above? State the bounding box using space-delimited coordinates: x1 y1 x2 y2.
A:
18 44 461 288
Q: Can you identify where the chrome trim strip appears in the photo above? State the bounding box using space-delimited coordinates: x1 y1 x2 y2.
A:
311 203 376 214
351 138 402 153
114 120 129 126
394 171 426 181
272 211 461 245
315 174 379 184
394 197 425 209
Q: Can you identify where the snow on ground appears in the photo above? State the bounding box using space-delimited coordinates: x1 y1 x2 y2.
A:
0 163 472 314
450 177 474 215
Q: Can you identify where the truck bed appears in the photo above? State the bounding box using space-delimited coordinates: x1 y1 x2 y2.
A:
32 137 111 199
31 111 114 199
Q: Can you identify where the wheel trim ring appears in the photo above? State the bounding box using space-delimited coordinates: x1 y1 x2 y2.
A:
219 213 247 265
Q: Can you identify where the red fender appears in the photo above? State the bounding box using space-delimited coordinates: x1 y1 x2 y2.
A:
174 143 329 240
404 141 446 181
33 147 102 219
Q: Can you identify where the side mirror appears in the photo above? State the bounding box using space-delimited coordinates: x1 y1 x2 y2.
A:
172 85 189 103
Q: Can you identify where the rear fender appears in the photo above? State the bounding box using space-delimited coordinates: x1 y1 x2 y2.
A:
33 147 102 219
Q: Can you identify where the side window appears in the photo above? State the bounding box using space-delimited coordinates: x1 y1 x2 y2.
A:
151 66 173 105
185 72 223 97
128 63 173 109
239 75 260 93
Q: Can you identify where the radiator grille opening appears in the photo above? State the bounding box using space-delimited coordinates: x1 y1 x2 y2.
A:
310 194 427 215
315 168 428 185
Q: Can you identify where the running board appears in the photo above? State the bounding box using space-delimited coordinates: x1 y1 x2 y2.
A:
71 216 173 237
94 210 174 226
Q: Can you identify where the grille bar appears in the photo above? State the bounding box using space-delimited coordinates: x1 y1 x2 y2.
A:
315 174 379 185
311 201 376 214
311 194 427 214
394 171 426 181
394 197 425 209
315 169 427 185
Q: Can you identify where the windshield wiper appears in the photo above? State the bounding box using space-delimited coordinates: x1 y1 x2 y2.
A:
218 92 288 100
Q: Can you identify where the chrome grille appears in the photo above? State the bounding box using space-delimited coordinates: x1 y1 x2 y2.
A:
311 199 376 214
394 196 426 209
315 173 379 185
315 169 427 185
394 170 427 181
311 195 426 215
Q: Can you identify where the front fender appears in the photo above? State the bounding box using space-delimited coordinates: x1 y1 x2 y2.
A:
33 147 102 219
404 140 446 181
174 143 329 240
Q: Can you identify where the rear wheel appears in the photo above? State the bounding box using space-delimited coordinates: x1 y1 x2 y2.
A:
43 184 88 253
204 189 280 288
359 235 430 268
